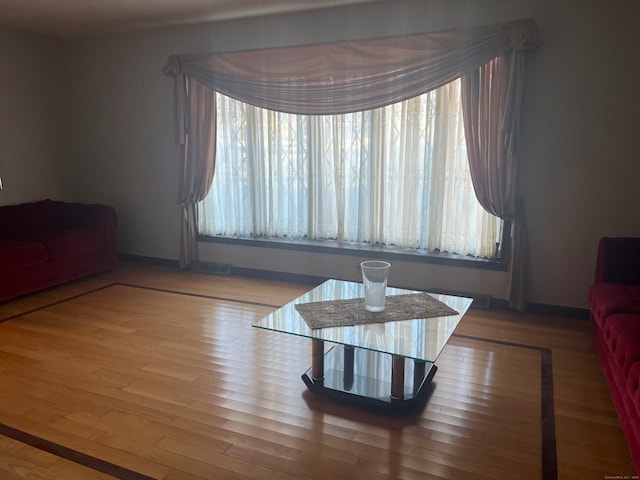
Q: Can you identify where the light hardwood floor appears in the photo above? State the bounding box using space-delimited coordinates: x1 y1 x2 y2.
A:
0 261 634 479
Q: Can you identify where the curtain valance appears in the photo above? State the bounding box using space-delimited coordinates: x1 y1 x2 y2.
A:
163 19 538 115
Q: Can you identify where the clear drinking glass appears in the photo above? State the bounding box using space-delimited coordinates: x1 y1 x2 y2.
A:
360 260 391 312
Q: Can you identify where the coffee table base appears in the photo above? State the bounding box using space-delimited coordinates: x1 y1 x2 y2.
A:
302 345 437 410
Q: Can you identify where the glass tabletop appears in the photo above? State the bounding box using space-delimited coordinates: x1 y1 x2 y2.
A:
253 279 472 362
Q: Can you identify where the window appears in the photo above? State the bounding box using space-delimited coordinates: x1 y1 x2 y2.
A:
197 79 502 260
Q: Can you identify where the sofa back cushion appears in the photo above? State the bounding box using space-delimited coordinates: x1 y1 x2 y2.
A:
48 201 102 230
0 199 111 241
595 237 640 285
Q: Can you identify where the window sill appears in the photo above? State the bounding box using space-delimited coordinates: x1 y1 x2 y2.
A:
196 235 508 272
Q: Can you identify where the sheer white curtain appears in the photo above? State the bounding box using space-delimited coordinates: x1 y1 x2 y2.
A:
198 79 501 258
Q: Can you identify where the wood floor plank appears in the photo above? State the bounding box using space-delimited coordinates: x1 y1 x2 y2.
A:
0 261 635 479
0 435 115 480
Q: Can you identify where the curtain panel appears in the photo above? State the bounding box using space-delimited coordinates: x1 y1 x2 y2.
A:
163 19 538 309
461 24 538 311
176 78 217 268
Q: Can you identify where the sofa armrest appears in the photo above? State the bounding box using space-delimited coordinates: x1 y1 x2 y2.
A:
595 237 640 285
94 204 118 233
48 201 116 231
47 201 118 268
96 204 118 268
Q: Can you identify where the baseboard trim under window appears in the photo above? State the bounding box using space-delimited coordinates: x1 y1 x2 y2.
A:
427 288 492 310
119 254 180 269
525 303 590 321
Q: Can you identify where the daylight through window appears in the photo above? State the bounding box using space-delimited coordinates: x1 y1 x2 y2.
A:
197 79 502 259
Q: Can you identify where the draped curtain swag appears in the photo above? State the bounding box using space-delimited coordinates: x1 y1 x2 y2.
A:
163 18 538 310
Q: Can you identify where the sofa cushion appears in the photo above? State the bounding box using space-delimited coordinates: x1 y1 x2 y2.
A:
36 230 105 261
589 283 640 328
626 362 640 427
605 314 640 377
0 240 49 272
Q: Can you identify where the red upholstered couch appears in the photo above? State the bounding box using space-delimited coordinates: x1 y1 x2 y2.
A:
0 199 118 302
589 237 640 472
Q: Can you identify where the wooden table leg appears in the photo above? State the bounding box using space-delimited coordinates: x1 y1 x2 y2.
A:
391 355 405 399
413 360 426 393
343 346 354 390
311 339 324 381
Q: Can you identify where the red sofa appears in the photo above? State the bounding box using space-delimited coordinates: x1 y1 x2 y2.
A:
0 199 118 302
589 237 640 472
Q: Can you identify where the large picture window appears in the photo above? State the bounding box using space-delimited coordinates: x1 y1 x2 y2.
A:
197 79 502 259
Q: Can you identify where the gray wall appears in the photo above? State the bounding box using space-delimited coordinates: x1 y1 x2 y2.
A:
2 0 639 309
0 28 67 204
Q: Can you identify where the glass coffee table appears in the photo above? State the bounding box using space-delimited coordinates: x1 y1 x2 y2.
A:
253 279 472 410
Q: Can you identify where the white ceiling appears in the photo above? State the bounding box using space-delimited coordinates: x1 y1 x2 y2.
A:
0 0 383 38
